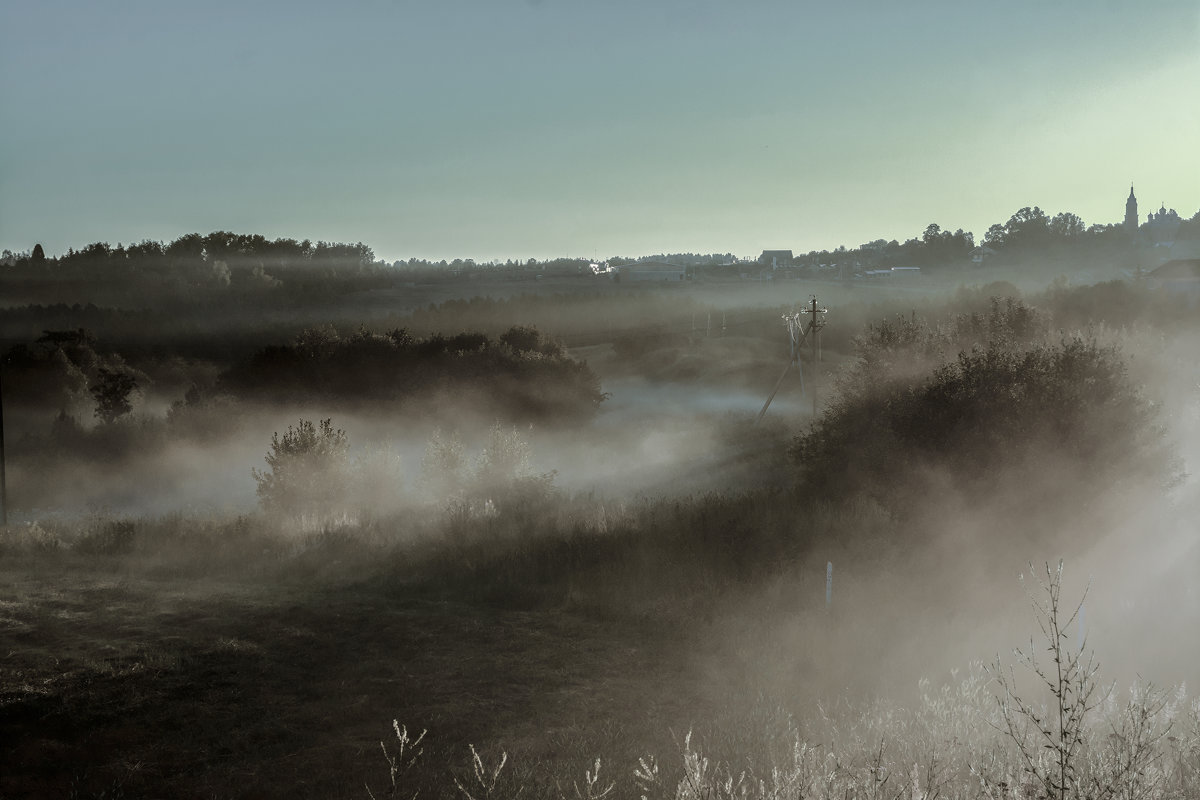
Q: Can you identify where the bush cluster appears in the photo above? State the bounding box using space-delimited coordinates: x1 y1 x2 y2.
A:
220 324 605 423
792 299 1177 515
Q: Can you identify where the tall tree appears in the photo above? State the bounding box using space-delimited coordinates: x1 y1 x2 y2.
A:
90 368 138 424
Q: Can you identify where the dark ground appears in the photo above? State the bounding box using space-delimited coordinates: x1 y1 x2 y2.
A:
0 564 726 799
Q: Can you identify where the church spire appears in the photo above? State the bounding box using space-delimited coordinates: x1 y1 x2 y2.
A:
1124 184 1139 234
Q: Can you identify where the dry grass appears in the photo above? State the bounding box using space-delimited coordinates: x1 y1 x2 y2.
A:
1 507 1193 799
364 666 1197 800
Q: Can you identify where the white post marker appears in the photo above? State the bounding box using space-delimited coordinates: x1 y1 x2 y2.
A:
826 561 833 609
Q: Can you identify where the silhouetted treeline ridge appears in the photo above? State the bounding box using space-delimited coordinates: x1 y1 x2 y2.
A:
11 232 376 273
0 231 388 309
216 324 605 422
792 206 1198 273
5 201 1198 302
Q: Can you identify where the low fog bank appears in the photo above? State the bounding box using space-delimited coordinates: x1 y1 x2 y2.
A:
696 326 1200 705
4 319 815 520
4 390 800 524
5 279 1199 705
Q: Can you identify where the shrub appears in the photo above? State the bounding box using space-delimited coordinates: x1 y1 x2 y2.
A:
420 428 468 499
74 519 137 555
252 418 350 520
418 424 556 524
987 562 1179 800
474 424 535 491
793 322 1176 515
499 324 562 357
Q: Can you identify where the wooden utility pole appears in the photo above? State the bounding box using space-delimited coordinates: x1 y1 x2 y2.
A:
803 295 827 417
755 294 827 423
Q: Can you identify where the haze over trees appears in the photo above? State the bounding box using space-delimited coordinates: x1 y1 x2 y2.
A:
3 198 1197 313
792 298 1176 524
1 210 1198 799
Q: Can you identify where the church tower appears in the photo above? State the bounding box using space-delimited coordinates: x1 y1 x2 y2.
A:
1125 185 1139 234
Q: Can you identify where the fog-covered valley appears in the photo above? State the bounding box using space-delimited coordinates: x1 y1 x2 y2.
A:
3 260 1200 797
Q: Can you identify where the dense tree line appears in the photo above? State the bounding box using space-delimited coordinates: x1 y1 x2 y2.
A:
216 324 606 422
0 232 387 309
4 201 1197 303
792 206 1199 274
2 329 146 420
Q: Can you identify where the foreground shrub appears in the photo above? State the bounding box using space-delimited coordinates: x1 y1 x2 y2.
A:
252 418 350 521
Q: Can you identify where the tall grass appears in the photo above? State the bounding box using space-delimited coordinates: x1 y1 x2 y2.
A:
365 563 1199 800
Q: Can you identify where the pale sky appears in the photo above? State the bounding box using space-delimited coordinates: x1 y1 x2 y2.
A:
2 0 1198 262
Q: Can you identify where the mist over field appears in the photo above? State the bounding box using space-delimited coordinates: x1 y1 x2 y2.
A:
3 0 1200 795
3 241 1200 796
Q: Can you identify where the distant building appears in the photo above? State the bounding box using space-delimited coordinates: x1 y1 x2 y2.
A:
759 250 793 270
1125 186 1185 246
970 245 997 266
1147 258 1200 299
1125 185 1139 234
614 261 686 282
1145 204 1183 247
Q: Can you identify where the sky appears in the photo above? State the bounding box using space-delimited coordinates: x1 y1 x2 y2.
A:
2 0 1198 263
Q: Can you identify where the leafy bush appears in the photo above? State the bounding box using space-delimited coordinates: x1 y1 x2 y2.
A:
793 302 1176 515
252 418 350 520
419 424 556 524
419 428 469 499
219 324 605 423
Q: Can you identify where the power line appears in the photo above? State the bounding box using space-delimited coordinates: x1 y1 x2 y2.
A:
756 295 827 424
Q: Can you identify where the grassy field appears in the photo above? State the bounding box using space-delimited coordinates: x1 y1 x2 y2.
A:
3 507 1196 800
0 549 724 799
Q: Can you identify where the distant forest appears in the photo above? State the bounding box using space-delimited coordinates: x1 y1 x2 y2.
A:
3 205 1197 307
